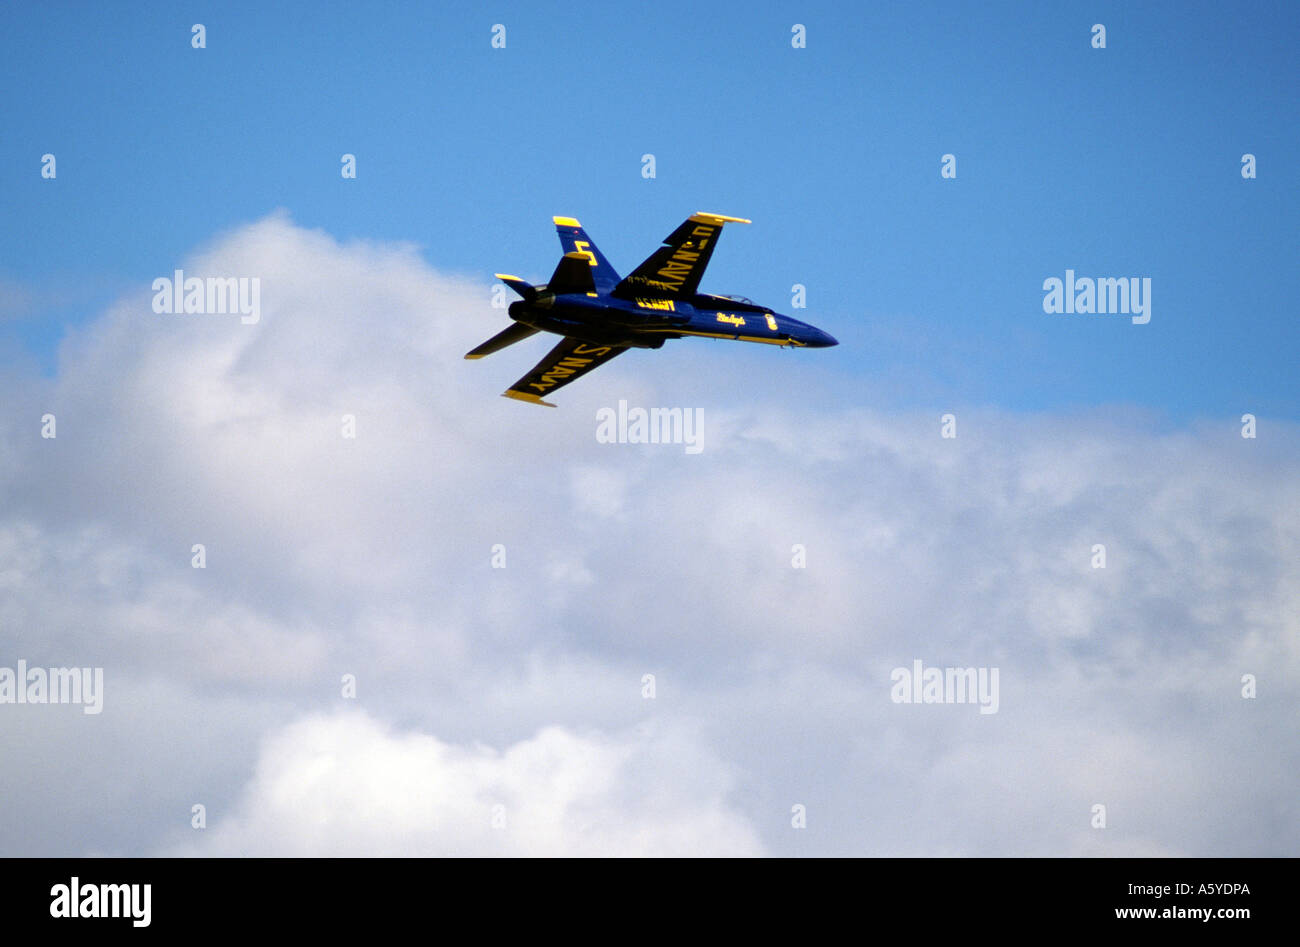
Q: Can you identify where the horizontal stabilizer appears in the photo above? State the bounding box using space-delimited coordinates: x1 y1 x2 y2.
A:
464 322 540 359
495 274 538 301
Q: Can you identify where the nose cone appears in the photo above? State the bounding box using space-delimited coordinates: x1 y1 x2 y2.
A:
808 327 838 347
781 315 838 348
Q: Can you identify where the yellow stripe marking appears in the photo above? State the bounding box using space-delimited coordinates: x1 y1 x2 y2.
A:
552 216 582 227
639 328 805 346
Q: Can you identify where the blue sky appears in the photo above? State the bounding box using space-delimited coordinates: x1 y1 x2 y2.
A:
2 0 1297 420
2 2 1298 859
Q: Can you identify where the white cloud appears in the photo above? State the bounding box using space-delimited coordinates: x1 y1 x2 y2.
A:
1 212 1296 856
168 711 764 857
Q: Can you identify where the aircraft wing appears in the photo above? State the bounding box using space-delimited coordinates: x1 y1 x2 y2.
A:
502 336 627 406
614 212 750 299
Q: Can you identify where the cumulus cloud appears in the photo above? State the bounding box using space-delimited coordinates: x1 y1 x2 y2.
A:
1 212 1296 856
165 711 763 857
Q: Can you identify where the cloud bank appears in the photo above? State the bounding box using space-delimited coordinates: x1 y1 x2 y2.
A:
1 212 1295 857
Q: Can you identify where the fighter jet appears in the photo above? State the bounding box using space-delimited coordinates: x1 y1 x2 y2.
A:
466 212 838 406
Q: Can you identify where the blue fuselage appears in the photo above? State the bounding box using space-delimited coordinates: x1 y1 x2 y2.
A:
509 291 838 351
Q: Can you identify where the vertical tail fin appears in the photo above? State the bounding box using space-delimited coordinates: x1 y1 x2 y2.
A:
553 216 620 292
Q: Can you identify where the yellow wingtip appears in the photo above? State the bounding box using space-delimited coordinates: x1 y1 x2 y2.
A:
691 212 752 225
502 390 557 408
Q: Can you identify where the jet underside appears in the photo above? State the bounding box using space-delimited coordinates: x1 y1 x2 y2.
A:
465 213 837 406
